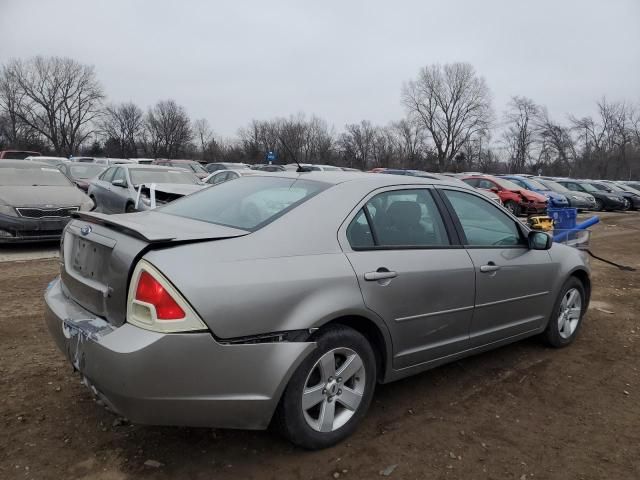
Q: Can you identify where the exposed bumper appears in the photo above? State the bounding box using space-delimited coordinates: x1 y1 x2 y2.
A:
0 213 70 243
44 277 315 429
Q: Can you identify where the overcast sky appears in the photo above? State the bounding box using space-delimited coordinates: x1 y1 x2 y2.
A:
2 0 639 137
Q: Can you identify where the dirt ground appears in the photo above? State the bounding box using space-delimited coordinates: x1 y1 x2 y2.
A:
1 212 639 480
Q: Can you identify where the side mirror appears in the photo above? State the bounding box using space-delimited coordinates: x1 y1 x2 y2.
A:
112 179 126 187
490 187 500 193
528 231 552 250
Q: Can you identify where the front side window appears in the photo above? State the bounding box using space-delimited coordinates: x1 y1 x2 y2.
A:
100 167 116 182
112 168 127 185
443 190 524 247
477 179 497 190
346 189 449 249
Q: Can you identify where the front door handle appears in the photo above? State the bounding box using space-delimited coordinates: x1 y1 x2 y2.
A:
480 262 501 273
364 269 398 281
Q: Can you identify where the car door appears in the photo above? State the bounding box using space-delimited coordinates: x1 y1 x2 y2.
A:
92 167 116 212
340 187 476 370
109 167 128 213
440 188 556 347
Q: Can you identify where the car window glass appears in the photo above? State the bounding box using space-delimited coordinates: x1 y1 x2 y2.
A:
363 189 449 247
444 190 524 247
462 178 478 187
161 177 328 231
346 209 374 248
477 179 496 190
100 167 116 182
509 178 526 188
112 168 126 185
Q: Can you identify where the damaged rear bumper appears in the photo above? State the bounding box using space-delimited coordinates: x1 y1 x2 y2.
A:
44 277 315 429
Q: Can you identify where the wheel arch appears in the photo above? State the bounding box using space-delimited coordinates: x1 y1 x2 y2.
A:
569 267 591 305
319 314 393 383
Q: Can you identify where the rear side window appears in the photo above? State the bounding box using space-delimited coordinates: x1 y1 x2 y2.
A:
347 189 449 249
443 190 524 247
161 176 329 231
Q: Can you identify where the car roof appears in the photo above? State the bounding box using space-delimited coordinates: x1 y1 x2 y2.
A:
243 171 468 190
0 160 59 169
117 164 193 171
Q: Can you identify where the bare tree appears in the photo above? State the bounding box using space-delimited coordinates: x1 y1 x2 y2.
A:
143 99 193 159
338 120 377 170
502 96 541 172
193 118 218 161
535 108 576 175
402 63 493 172
390 119 427 169
2 56 104 156
100 102 144 158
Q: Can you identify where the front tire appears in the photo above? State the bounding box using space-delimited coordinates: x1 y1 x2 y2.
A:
275 325 376 450
594 198 604 211
544 277 586 348
125 202 136 213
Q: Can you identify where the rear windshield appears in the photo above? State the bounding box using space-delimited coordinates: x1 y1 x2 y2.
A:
69 164 105 179
0 166 73 186
160 176 329 231
129 169 199 185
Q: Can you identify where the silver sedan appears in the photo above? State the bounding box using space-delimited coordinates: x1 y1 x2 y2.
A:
45 172 590 449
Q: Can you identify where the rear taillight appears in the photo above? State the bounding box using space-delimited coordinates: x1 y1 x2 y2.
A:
127 260 207 333
135 271 185 320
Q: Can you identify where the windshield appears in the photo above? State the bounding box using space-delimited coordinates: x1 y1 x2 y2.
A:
0 166 73 186
161 176 329 231
523 178 549 190
69 164 105 179
494 178 525 191
590 183 611 192
580 183 600 193
129 169 199 185
538 179 570 193
602 183 624 192
179 162 209 173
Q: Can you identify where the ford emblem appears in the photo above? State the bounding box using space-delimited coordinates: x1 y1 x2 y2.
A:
80 225 92 236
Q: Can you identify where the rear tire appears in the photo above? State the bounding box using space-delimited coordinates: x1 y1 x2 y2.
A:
275 325 376 450
89 196 97 212
544 277 586 348
504 200 520 216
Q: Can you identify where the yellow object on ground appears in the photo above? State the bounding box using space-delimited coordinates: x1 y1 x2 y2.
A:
528 215 554 232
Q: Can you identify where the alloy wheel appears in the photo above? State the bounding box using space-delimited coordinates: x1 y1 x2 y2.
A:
301 347 366 432
557 288 582 339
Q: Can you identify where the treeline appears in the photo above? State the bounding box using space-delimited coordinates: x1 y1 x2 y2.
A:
1 56 639 178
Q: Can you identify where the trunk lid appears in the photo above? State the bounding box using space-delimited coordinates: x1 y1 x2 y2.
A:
60 210 248 326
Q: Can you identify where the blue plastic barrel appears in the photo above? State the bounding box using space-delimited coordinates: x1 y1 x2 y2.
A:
548 207 577 230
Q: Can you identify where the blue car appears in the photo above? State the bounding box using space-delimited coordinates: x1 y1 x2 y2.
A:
501 175 570 208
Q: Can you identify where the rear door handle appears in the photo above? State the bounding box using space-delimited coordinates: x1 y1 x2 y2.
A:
364 269 398 281
480 262 501 273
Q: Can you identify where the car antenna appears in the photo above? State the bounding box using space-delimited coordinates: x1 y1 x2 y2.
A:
277 141 311 173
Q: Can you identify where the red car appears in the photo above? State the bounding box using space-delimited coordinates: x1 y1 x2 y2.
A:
461 175 547 215
0 150 41 159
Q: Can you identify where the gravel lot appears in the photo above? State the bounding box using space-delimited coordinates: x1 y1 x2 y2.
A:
1 212 639 480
